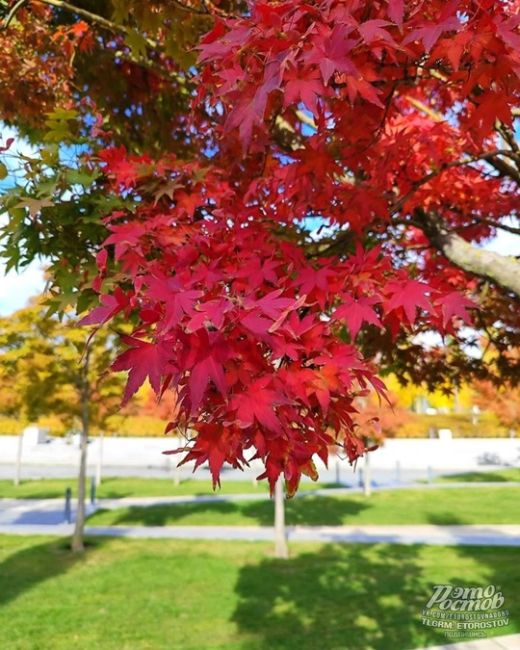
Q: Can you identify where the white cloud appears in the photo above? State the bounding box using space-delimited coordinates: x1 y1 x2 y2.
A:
0 260 45 315
0 125 45 315
482 226 520 256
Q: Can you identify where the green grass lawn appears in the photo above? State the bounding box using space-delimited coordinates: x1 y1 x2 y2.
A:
3 468 517 500
0 535 517 650
0 477 340 500
87 487 520 527
434 468 520 483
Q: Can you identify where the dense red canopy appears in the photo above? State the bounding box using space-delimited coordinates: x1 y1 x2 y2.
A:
79 0 520 493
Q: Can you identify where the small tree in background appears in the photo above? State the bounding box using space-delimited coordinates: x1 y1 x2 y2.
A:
473 383 520 437
0 299 123 551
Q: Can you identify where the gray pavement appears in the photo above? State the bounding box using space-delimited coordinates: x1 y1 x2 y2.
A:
0 481 520 525
1 481 519 527
0 523 519 546
0 498 96 525
412 632 520 650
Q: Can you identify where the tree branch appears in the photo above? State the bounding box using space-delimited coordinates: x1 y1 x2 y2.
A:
478 219 520 236
483 152 520 184
390 150 516 216
2 0 28 28
5 0 186 84
454 218 520 236
416 210 520 297
37 0 131 36
406 96 444 122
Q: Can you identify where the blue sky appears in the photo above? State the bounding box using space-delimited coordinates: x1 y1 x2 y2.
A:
0 261 45 314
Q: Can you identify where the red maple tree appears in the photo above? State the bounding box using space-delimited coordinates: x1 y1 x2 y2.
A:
2 1 519 494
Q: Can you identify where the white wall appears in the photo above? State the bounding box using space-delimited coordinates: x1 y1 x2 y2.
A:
367 438 519 469
0 435 518 471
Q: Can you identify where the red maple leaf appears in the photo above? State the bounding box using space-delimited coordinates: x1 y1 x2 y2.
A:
186 297 232 333
283 66 323 115
78 288 129 327
404 2 460 51
357 19 394 45
231 377 285 432
111 337 167 404
146 275 202 331
334 295 382 338
384 280 432 324
184 332 229 411
435 292 475 329
245 289 295 320
387 0 404 27
304 24 357 86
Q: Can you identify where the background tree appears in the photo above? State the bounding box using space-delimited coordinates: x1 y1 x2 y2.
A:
0 1 518 494
0 299 123 551
472 349 520 435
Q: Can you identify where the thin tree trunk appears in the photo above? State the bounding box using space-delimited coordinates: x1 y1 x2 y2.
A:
71 351 90 553
363 451 371 497
14 430 23 486
95 430 103 487
335 454 341 484
274 476 288 559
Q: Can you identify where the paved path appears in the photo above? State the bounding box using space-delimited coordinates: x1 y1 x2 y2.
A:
412 632 520 649
0 498 95 525
1 481 518 526
94 480 520 507
1 523 519 546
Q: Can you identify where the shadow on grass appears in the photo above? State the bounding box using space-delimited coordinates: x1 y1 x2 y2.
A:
189 482 344 497
243 496 367 526
101 501 239 526
0 537 105 608
438 470 518 483
94 496 368 527
232 513 520 649
232 543 431 650
425 512 520 640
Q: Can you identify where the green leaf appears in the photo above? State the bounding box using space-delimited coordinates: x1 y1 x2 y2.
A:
125 29 148 58
40 146 59 166
0 162 8 180
65 169 99 187
46 108 78 122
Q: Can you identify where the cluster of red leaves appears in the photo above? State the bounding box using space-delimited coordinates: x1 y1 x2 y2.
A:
83 0 519 493
199 0 519 150
0 4 83 126
195 0 519 232
84 152 473 493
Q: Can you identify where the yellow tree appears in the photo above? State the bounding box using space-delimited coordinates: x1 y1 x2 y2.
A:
0 298 123 551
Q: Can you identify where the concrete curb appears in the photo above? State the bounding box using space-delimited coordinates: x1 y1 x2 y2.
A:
411 632 520 650
0 523 519 546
